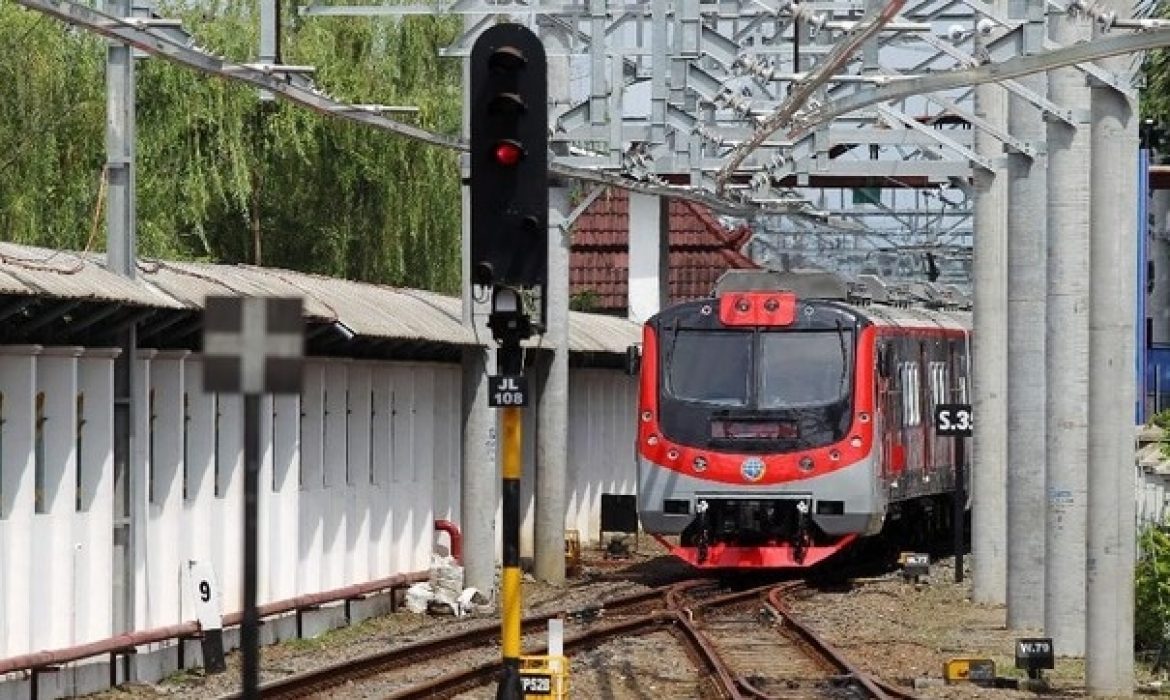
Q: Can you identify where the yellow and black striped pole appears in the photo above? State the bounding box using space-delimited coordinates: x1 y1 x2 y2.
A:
488 285 531 700
498 404 524 699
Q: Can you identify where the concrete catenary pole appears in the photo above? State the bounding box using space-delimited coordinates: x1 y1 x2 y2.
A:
533 25 572 585
105 0 139 636
971 23 1009 606
1043 9 1091 656
1086 18 1138 695
1005 0 1048 630
460 18 497 596
627 194 670 323
534 186 570 585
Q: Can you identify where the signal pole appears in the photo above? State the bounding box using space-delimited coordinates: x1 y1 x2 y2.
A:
468 22 548 700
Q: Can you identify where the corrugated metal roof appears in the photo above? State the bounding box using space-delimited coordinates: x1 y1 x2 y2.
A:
139 261 339 321
0 243 180 308
251 269 474 345
567 311 641 353
0 242 639 356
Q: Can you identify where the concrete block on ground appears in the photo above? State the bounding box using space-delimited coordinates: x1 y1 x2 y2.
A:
265 614 299 645
0 676 31 700
62 660 112 697
297 604 348 639
349 591 395 622
127 642 180 685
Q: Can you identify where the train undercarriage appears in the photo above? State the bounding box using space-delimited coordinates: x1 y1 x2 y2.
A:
660 494 962 569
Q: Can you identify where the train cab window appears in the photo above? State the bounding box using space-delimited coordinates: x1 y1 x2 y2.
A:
666 330 751 406
757 330 853 409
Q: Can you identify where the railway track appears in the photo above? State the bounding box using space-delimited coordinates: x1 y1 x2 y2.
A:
219 577 917 699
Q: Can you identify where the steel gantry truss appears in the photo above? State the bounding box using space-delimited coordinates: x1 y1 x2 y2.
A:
11 0 1170 269
293 0 1170 272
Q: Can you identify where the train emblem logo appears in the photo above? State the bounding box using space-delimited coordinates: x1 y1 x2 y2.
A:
741 457 766 481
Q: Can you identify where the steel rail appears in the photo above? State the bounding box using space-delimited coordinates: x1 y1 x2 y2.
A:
766 586 902 700
384 611 682 699
348 578 909 700
226 584 673 699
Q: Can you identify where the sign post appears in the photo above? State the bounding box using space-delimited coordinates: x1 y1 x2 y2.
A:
203 296 303 698
934 403 972 583
182 560 226 673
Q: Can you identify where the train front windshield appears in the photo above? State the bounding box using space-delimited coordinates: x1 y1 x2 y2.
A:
666 329 853 409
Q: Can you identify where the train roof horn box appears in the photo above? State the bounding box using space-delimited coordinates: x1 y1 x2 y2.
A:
713 269 850 300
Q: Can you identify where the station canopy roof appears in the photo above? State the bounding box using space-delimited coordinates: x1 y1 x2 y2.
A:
0 243 640 358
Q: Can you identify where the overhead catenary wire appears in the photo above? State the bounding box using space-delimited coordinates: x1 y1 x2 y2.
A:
8 0 776 218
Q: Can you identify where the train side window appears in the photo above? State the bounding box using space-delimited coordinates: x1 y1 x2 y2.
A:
901 362 921 426
929 362 948 405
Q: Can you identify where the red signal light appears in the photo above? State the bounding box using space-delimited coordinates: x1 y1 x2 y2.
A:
494 140 525 166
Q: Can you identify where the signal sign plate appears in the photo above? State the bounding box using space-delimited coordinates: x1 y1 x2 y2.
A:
520 673 552 696
934 403 973 436
1015 638 1054 669
489 375 528 407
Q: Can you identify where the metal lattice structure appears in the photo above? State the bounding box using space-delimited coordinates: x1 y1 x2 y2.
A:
12 0 1170 276
296 0 1170 282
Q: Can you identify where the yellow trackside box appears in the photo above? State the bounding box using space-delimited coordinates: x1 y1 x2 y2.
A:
520 655 569 698
944 657 996 685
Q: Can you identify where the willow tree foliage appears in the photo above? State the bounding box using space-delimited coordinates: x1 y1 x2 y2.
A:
1144 0 1170 122
0 0 462 292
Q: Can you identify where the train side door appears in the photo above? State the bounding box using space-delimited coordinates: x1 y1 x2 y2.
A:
877 340 906 481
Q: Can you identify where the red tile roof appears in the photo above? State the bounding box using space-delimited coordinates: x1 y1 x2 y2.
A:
570 189 758 315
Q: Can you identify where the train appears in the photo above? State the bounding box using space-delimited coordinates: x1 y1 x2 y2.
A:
634 270 972 569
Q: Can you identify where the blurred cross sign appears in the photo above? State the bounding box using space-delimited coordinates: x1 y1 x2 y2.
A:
203 296 304 394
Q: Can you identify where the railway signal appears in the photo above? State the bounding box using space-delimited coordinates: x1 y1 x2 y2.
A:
470 24 548 700
469 22 548 290
203 295 304 700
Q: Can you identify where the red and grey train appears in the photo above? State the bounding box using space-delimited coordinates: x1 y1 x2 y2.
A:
635 270 972 569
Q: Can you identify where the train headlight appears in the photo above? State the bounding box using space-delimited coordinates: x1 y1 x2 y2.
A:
647 434 659 446
829 449 840 461
641 410 653 422
799 456 815 472
667 448 679 461
850 436 863 448
859 412 870 423
692 456 708 472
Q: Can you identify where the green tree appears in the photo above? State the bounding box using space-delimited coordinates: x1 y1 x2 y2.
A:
0 0 463 292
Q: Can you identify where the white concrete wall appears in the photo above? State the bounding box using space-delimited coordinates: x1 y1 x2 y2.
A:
516 369 638 558
0 345 634 666
180 359 217 624
75 351 117 647
32 348 81 652
0 347 40 659
0 347 120 659
565 371 638 544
